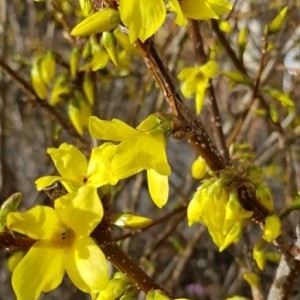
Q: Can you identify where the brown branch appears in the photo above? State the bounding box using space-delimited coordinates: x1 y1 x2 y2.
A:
135 38 227 172
133 36 299 268
267 255 300 300
211 20 285 146
115 204 187 242
188 20 230 163
92 225 170 296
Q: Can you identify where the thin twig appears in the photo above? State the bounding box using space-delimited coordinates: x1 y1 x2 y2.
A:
188 20 230 163
0 60 88 143
135 38 227 172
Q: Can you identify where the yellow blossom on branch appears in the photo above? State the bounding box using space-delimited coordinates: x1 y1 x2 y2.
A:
89 115 171 208
7 185 109 300
188 179 253 251
35 143 118 192
178 61 219 113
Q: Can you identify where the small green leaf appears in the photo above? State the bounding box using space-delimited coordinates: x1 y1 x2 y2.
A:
0 193 22 232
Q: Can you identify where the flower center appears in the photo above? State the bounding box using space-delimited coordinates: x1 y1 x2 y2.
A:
53 226 76 248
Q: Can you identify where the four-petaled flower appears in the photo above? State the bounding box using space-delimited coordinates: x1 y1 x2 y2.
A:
35 143 118 192
7 185 109 300
89 115 171 208
178 60 218 114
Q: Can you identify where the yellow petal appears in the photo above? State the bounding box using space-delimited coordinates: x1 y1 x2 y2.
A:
87 143 119 187
12 241 65 300
167 0 187 26
253 240 266 270
111 140 144 179
35 176 62 191
263 214 281 243
219 223 242 251
55 186 103 237
40 51 56 84
181 0 232 20
47 143 88 181
191 156 207 179
66 237 109 293
68 95 91 136
136 114 160 132
187 188 206 226
7 251 24 273
7 206 61 240
137 133 171 175
243 272 260 288
119 0 166 42
199 60 219 77
147 169 169 208
195 89 206 114
89 116 139 141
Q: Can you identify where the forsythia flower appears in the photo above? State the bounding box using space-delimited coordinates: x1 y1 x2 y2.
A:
262 214 281 243
188 179 253 251
168 0 233 26
178 61 219 113
89 115 171 208
7 186 109 300
119 0 166 42
35 143 118 192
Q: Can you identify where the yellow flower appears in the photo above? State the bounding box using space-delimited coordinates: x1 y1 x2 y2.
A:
35 143 118 192
262 214 281 243
178 61 219 113
188 180 253 251
119 0 166 42
89 115 171 208
168 0 233 26
7 185 109 300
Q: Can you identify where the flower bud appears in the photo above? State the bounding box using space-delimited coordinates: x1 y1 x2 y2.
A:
71 8 120 36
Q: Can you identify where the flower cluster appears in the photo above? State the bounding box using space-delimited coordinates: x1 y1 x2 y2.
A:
188 178 253 251
6 114 172 299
